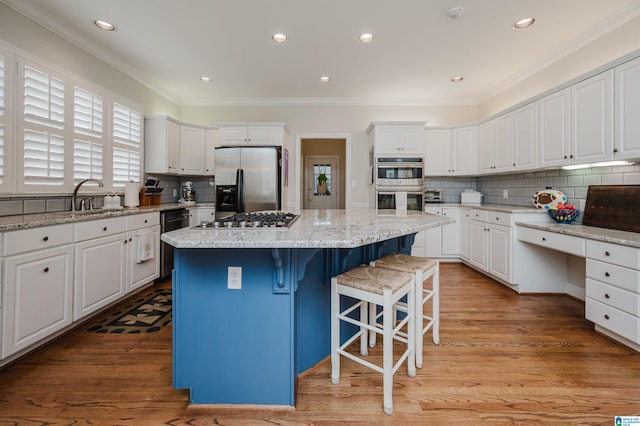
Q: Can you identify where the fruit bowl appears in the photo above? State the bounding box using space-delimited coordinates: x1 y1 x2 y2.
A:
548 209 580 224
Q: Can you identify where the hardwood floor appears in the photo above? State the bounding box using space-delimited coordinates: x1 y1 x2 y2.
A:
1 263 639 425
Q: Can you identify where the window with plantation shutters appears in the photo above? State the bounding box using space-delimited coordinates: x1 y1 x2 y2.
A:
18 60 66 190
73 86 104 184
112 101 142 187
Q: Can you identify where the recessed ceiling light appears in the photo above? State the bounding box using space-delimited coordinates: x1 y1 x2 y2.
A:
512 17 535 29
94 19 116 31
359 33 374 43
451 76 464 83
200 76 211 83
320 76 331 83
272 33 287 43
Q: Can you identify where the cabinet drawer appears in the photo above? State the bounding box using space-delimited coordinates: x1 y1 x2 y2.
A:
126 212 160 231
487 212 511 226
586 259 640 293
587 278 639 316
4 224 74 256
517 226 585 257
470 209 488 222
586 298 639 343
586 240 639 269
75 217 126 242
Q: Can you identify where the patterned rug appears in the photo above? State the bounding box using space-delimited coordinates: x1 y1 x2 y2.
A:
86 287 172 334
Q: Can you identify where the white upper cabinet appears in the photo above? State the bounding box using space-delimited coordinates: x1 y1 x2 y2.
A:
477 121 494 173
615 56 640 160
369 122 426 156
451 126 477 175
513 102 538 171
205 129 218 175
144 116 180 174
493 113 514 173
424 129 451 175
179 125 206 175
539 88 571 168
426 126 477 176
219 123 286 146
571 69 614 164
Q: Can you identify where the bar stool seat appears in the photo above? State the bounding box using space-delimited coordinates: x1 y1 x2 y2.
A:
370 253 439 368
331 265 416 415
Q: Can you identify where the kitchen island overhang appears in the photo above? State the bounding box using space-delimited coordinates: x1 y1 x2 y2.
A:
162 209 452 407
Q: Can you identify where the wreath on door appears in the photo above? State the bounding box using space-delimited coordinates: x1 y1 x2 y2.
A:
317 173 328 195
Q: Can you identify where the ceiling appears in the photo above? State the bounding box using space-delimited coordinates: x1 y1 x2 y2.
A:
4 0 640 106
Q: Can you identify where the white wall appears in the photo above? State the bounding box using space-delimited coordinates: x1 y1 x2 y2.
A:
478 14 640 119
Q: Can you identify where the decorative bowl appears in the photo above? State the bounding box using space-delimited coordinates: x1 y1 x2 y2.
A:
548 209 580 224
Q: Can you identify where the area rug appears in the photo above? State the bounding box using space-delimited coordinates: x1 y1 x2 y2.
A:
86 287 172 334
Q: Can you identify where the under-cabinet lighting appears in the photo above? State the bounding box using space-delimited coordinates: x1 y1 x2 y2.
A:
561 160 634 170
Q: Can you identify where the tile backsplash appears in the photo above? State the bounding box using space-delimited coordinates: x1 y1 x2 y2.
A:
0 175 216 217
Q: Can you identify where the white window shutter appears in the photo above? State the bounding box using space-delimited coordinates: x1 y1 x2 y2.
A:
112 101 142 187
0 53 5 184
73 86 104 184
20 62 67 190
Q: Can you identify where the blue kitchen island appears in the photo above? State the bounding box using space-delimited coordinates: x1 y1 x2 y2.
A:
161 208 451 407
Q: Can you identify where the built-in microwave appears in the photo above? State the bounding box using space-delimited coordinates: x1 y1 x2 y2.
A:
375 157 423 187
376 189 424 211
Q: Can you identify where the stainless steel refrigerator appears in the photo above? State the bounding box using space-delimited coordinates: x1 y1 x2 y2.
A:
214 146 281 218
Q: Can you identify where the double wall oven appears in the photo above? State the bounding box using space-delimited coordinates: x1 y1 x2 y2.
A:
375 156 424 211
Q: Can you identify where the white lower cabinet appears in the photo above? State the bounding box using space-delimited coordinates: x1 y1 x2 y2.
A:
412 207 460 259
74 233 127 321
467 210 516 285
585 240 640 347
126 225 160 293
459 208 471 260
3 245 73 358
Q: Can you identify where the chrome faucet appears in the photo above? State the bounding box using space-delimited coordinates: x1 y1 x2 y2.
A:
72 179 104 212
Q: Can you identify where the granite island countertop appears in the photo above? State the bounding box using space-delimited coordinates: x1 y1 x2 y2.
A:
161 208 454 249
427 203 549 214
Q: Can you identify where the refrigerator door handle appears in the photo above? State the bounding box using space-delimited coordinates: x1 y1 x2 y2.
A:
236 168 244 212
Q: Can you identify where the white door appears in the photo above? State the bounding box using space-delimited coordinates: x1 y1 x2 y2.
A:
304 156 339 209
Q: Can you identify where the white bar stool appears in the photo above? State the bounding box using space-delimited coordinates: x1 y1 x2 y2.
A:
331 265 416 415
370 253 439 368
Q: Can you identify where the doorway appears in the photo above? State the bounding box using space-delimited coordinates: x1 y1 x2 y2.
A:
299 137 347 210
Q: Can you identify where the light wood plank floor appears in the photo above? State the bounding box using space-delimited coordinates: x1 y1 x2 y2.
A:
1 263 639 425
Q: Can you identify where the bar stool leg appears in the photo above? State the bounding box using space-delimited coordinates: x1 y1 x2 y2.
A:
330 277 340 385
415 269 424 369
361 298 368 356
382 288 393 415
432 268 440 345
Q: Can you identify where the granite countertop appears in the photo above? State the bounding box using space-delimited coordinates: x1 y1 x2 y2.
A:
515 221 640 249
428 203 548 214
0 203 215 232
161 208 454 249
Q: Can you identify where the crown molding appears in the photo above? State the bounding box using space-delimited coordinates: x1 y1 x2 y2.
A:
180 96 480 107
0 0 179 104
479 0 640 104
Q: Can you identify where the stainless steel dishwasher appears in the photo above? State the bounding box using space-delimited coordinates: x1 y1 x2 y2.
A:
160 208 189 278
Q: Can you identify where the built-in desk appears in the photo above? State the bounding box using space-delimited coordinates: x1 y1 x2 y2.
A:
516 222 640 352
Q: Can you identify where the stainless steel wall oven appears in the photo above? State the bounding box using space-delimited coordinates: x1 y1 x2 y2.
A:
374 156 424 210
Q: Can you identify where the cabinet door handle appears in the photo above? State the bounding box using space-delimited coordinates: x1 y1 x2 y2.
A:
124 239 128 244
604 293 610 299
144 219 148 223
542 237 546 241
43 267 50 273
605 272 610 277
604 314 610 320
613 148 619 153
42 236 49 241
496 217 499 221
605 251 610 256
103 227 108 231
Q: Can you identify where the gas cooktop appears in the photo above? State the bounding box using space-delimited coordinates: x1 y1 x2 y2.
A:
192 212 299 230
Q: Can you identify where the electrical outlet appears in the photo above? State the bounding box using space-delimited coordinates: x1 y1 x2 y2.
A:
228 266 242 290
173 188 177 197
503 189 508 198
